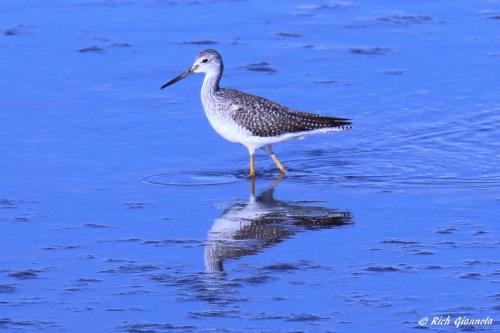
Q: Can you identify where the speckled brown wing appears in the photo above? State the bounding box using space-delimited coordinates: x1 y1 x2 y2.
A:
220 89 352 137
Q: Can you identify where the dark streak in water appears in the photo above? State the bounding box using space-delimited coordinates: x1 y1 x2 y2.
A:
0 284 16 293
3 25 32 36
142 239 203 246
0 318 56 329
77 277 102 283
78 46 106 53
240 62 277 73
84 223 113 228
412 250 435 255
0 198 17 209
100 263 161 274
119 322 197 333
380 239 420 245
106 307 143 312
435 241 458 248
124 202 151 209
348 47 390 55
385 69 407 75
8 269 42 279
276 32 303 38
487 293 500 300
13 216 31 222
100 238 143 244
435 227 457 234
376 14 433 25
252 312 328 322
459 272 481 279
233 274 275 285
262 260 327 271
365 265 401 272
188 310 240 318
463 259 499 266
43 244 82 251
262 263 299 271
364 263 412 273
177 39 218 45
295 2 353 14
78 39 132 53
285 313 327 322
110 42 132 48
313 79 355 85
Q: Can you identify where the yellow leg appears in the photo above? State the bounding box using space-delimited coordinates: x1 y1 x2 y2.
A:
271 154 286 174
250 176 256 196
249 153 256 178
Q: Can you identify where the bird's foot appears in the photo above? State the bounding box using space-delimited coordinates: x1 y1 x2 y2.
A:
271 154 287 175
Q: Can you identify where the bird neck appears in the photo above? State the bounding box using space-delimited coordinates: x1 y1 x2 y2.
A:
201 65 223 96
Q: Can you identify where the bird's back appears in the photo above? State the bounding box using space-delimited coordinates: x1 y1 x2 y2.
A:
216 88 351 138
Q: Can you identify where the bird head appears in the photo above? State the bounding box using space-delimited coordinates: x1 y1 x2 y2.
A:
161 49 223 89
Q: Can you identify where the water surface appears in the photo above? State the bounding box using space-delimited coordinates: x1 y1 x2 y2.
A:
1 0 499 332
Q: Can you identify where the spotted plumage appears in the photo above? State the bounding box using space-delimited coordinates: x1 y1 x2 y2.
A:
161 49 352 177
217 88 351 137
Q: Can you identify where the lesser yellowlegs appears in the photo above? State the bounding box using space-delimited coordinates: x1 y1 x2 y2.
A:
161 49 351 177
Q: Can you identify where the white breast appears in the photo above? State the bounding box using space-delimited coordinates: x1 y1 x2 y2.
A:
200 75 253 145
204 109 250 144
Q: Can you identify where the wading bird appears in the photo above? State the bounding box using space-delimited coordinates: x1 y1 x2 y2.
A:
161 49 351 177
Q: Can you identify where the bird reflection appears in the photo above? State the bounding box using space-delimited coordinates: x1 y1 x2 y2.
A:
204 177 352 272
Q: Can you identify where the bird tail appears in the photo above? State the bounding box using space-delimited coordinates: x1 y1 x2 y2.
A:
324 116 352 130
295 112 352 131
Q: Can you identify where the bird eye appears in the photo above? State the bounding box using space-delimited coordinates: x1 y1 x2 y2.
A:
202 58 209 63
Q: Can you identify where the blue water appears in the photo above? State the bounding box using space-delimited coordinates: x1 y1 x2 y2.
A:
1 0 499 332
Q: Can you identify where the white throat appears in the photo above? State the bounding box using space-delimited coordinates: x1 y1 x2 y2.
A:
200 70 221 111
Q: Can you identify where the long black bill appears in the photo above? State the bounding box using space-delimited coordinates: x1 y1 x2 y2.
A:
160 68 194 89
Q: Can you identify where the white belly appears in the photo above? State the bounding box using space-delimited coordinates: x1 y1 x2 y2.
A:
203 109 314 152
204 111 251 144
